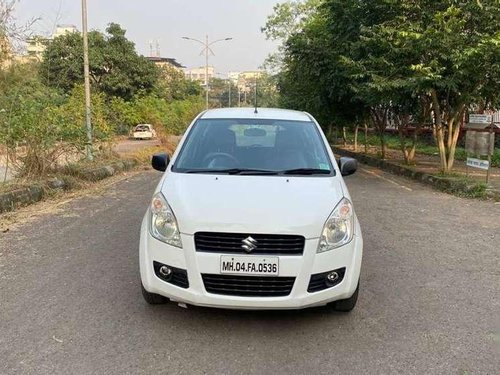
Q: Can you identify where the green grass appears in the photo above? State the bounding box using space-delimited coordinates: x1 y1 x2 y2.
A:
341 131 500 167
438 176 488 198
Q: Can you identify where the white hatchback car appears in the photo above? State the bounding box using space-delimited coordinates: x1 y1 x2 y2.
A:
140 108 362 311
133 124 156 140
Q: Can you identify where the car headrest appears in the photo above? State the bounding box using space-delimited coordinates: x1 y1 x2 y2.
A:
208 127 236 149
275 129 303 149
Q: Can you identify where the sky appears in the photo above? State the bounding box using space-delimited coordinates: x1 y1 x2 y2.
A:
15 0 282 75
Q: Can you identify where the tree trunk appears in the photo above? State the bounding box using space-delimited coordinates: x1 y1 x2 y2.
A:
380 134 387 159
407 130 417 163
445 105 466 171
364 123 368 154
327 123 334 141
342 126 347 147
371 107 388 160
430 89 448 172
354 125 359 152
396 113 416 165
397 116 408 163
3 150 9 183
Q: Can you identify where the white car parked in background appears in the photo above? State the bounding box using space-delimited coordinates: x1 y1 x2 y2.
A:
140 108 362 312
133 124 156 140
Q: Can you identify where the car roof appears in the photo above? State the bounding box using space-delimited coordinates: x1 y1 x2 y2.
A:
199 108 313 122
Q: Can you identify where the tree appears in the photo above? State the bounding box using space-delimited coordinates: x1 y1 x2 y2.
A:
366 0 500 171
0 62 61 176
207 77 229 108
0 0 36 65
261 0 322 72
275 0 500 171
156 64 202 101
278 0 374 138
41 23 159 100
256 73 280 108
0 63 112 175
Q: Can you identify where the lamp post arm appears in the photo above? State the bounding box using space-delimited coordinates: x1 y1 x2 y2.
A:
181 37 206 47
208 38 231 47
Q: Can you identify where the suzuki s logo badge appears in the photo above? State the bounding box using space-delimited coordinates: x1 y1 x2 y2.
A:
242 236 258 253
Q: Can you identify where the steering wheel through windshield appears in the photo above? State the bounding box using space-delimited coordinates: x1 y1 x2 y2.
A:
202 152 239 168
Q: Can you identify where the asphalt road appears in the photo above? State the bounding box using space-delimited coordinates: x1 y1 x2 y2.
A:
1 166 499 375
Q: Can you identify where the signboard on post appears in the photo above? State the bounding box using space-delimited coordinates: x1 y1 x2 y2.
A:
466 158 490 170
469 114 492 124
465 113 496 183
465 131 495 156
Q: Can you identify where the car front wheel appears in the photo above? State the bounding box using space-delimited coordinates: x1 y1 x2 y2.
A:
330 282 359 312
141 284 168 305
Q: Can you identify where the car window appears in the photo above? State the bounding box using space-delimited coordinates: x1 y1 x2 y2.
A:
229 124 277 147
173 118 333 175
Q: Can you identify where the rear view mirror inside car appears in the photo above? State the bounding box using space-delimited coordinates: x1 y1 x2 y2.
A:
244 128 267 137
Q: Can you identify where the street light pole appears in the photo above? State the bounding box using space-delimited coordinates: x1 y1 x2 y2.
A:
182 35 233 110
81 0 93 161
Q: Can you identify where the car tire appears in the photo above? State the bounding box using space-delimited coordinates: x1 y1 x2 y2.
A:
141 284 168 305
331 282 359 312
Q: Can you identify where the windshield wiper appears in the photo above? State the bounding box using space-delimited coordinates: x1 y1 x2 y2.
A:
280 168 331 175
184 168 278 175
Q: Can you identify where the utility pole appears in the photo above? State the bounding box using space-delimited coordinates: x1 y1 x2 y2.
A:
182 35 233 110
205 34 209 109
254 76 258 109
228 80 231 107
81 0 93 161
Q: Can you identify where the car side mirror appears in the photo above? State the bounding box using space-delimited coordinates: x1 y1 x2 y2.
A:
339 157 357 176
152 153 170 172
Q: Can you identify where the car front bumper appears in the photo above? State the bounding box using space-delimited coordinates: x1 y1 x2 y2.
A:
139 216 363 310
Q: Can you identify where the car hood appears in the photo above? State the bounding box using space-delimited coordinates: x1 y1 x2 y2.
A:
161 173 344 239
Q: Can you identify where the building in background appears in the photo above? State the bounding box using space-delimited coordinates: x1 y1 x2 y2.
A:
26 36 50 60
0 34 34 67
185 66 215 85
237 70 264 93
228 71 240 85
146 56 184 70
26 25 78 61
52 25 78 39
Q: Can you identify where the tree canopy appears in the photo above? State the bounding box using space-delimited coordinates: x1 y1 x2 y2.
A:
272 0 500 172
41 23 159 100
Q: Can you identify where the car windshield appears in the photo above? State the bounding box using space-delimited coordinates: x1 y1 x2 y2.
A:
135 125 150 131
173 118 333 175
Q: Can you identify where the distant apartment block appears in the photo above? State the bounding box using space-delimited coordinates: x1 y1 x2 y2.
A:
52 25 78 39
26 25 78 60
185 66 215 85
1 35 33 67
146 56 185 70
236 70 264 92
228 71 240 85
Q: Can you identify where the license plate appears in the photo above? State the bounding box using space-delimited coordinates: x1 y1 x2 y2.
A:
220 255 279 276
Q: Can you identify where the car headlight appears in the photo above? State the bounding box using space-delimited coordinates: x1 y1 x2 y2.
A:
149 192 182 248
317 197 354 252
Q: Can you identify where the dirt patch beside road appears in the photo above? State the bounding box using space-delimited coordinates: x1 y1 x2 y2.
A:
112 138 161 155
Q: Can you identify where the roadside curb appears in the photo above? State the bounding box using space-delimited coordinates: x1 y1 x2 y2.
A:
78 159 137 182
332 146 500 201
0 159 138 214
